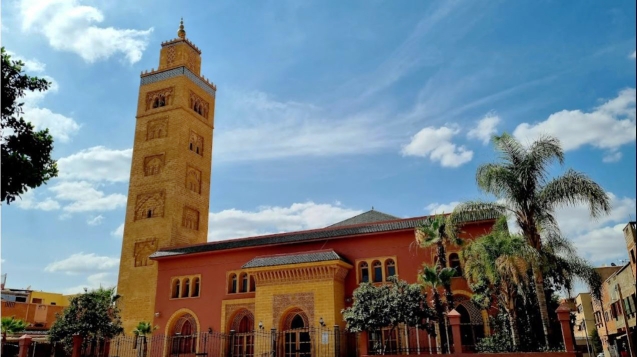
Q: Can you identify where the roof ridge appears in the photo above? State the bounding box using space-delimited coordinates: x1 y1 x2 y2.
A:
251 249 336 259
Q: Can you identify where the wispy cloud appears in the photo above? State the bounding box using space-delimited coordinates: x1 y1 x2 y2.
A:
208 201 362 241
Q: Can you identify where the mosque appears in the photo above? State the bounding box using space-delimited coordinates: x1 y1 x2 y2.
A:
116 21 495 356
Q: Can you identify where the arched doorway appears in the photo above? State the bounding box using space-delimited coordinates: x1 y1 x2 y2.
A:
229 309 255 357
454 299 485 349
170 314 197 357
281 309 311 357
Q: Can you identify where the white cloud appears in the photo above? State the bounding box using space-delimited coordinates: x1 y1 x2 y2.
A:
570 224 628 264
19 0 153 64
401 126 473 167
87 215 104 226
425 201 460 214
602 151 622 163
57 146 132 182
45 252 120 275
49 181 127 212
20 72 81 143
208 201 363 241
111 223 124 239
631 51 636 59
14 190 61 211
513 88 636 158
467 113 500 145
23 107 81 143
62 272 116 295
215 91 394 161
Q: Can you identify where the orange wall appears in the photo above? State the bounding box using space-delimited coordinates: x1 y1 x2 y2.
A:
152 220 493 333
1 301 65 329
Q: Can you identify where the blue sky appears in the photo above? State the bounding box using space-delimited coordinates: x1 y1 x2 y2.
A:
1 0 635 295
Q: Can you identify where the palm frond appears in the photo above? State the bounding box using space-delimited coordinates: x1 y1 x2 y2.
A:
476 163 517 199
449 201 508 226
492 133 526 167
539 169 611 218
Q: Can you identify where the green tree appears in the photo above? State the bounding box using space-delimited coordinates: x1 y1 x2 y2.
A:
449 133 610 346
133 322 157 357
419 265 456 354
1 317 28 355
1 47 58 205
590 328 602 354
417 214 461 310
342 276 433 354
461 216 537 348
49 287 124 354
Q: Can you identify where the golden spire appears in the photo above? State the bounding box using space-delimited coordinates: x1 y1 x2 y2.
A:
177 17 186 39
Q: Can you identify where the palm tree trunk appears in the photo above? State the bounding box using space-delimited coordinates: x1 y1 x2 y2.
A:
533 267 551 347
507 303 520 349
433 291 449 354
437 241 447 268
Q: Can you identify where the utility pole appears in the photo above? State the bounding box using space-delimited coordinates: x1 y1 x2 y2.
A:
616 284 635 357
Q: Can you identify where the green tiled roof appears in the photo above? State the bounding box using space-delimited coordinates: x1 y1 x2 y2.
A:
242 250 346 268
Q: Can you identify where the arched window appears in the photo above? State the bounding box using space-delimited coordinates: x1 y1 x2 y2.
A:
229 274 237 294
359 262 369 283
147 209 153 218
249 276 256 292
385 259 396 280
449 253 462 277
172 279 180 299
192 277 200 297
182 278 190 298
240 273 248 293
373 261 383 283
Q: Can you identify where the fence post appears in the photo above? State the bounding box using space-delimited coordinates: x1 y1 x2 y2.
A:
72 334 83 357
270 328 276 357
556 302 576 352
333 325 340 357
18 334 32 357
358 331 368 356
104 340 111 357
229 330 235 357
447 309 462 354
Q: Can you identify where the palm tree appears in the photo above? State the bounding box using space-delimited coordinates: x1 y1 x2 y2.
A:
462 216 537 348
420 265 456 354
417 214 462 310
449 133 610 345
133 322 157 357
2 317 28 355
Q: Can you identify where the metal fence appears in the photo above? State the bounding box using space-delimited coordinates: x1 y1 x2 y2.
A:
75 328 357 357
366 325 441 356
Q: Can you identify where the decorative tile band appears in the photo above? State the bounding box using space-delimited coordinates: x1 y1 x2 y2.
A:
141 67 216 97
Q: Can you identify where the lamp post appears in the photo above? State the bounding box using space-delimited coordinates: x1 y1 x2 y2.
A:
580 320 592 357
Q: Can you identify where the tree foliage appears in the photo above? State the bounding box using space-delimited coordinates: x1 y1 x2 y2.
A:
342 276 433 333
462 216 537 347
49 288 124 353
1 317 28 334
1 47 58 205
449 133 609 345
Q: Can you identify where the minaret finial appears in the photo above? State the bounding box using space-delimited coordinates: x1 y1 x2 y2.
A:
177 17 186 39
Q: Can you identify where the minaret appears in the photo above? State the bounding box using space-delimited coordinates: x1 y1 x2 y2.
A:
116 19 216 333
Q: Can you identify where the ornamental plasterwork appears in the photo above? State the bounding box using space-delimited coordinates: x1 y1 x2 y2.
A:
251 264 349 287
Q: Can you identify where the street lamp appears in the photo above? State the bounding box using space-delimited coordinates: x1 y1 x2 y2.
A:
580 320 592 357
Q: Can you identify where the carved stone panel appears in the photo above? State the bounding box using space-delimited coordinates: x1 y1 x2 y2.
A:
182 207 199 230
166 46 176 67
134 238 157 267
144 154 164 176
146 117 168 140
272 292 314 330
135 191 165 220
145 87 174 111
189 131 204 156
186 166 201 194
